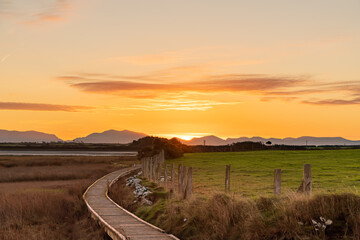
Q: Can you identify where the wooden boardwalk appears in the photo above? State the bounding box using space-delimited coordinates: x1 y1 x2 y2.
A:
83 166 179 240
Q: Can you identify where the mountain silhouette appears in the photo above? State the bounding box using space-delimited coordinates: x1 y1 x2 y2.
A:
0 129 61 143
1 128 360 146
73 129 147 143
180 135 360 146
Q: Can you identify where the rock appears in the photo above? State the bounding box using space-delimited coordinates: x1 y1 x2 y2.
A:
126 175 153 206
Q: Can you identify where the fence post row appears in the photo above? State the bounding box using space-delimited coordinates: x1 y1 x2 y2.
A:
274 169 281 195
141 152 312 198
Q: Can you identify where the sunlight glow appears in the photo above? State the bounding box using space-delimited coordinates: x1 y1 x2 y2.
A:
156 134 204 141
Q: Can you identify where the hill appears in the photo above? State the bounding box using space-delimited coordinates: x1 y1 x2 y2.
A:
179 135 226 146
181 135 360 146
0 130 61 143
73 130 147 144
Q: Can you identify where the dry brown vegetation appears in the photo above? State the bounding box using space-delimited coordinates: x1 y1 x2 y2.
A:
108 177 139 212
0 156 134 183
0 155 137 240
109 177 360 240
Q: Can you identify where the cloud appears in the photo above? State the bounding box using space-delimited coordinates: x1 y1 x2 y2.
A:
120 99 242 111
58 69 360 107
1 0 72 25
0 102 94 112
261 97 299 102
303 97 360 106
61 72 306 97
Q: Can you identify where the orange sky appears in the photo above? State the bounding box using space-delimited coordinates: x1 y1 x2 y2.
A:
1 0 360 140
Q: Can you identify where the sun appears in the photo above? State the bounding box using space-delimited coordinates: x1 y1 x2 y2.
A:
155 134 203 141
172 135 196 141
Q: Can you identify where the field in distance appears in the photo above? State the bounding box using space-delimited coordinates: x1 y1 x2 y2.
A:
167 149 360 197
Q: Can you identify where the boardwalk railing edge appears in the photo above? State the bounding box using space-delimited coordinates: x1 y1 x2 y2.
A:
83 166 180 240
83 170 128 240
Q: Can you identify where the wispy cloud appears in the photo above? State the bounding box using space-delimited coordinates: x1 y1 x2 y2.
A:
303 97 360 106
60 72 306 96
120 99 242 111
58 68 360 108
0 0 72 25
0 102 94 112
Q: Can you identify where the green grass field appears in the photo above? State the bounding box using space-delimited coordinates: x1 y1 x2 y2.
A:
167 150 360 197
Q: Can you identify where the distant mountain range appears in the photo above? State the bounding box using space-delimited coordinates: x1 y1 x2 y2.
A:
179 136 360 146
0 130 61 143
1 129 360 146
73 129 147 144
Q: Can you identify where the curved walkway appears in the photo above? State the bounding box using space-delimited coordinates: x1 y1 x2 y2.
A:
83 166 179 240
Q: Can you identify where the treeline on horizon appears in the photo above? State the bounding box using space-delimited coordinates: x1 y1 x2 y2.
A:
1 137 360 160
132 136 360 159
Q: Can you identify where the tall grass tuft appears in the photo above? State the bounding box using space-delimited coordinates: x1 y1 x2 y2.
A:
121 190 360 239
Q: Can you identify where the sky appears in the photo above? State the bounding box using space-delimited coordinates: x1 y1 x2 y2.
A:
1 0 360 140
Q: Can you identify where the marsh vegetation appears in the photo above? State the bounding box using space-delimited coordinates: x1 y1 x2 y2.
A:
0 155 137 240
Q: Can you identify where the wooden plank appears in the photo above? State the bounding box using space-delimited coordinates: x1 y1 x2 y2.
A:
83 166 178 240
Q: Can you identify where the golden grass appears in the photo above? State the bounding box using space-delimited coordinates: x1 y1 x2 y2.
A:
0 155 138 240
133 193 360 240
0 181 106 240
0 155 137 183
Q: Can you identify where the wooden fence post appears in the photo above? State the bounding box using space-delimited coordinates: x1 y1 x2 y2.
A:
225 165 230 193
178 164 182 194
143 158 146 177
185 167 193 199
149 158 152 180
147 157 150 178
171 163 175 192
164 163 167 189
303 164 312 196
274 169 281 195
154 154 158 182
146 157 149 178
156 161 161 183
181 166 187 199
152 157 156 181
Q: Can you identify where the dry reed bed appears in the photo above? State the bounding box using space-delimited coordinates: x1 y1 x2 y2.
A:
0 181 106 240
0 155 135 167
0 164 115 182
0 155 138 240
0 155 137 183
